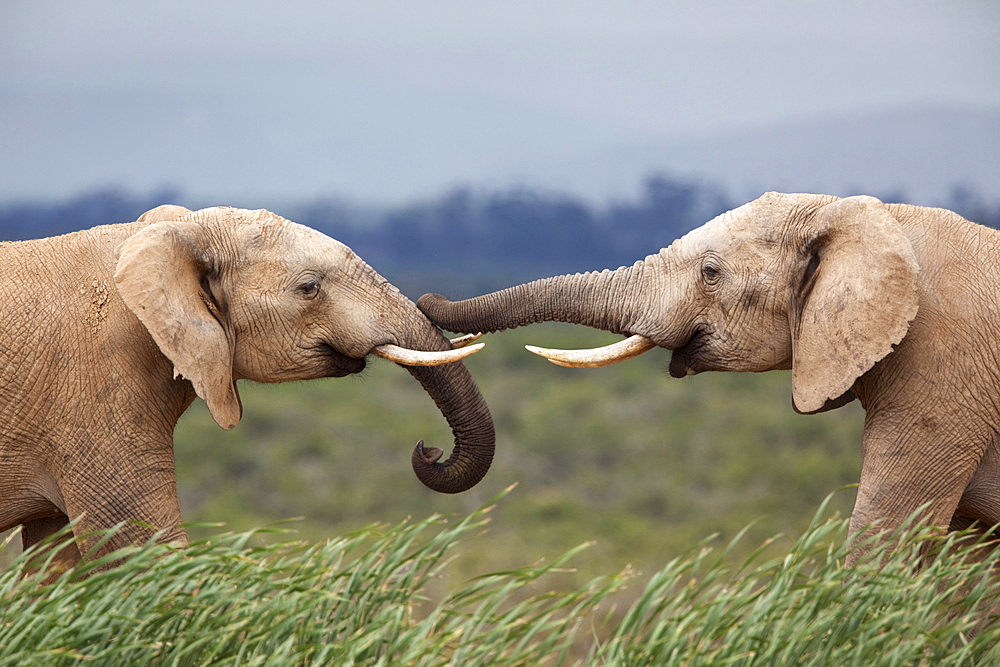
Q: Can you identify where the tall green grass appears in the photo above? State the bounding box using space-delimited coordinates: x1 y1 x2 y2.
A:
595 504 1000 665
2 494 999 666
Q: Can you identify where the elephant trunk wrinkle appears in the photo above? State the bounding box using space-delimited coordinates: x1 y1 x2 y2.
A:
418 261 652 339
384 309 495 494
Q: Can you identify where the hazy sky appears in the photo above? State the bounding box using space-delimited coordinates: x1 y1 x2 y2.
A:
2 1 998 204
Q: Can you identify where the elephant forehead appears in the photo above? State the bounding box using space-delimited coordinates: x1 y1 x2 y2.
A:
672 211 739 254
187 206 353 252
663 211 790 272
279 220 352 258
692 196 812 247
231 214 353 259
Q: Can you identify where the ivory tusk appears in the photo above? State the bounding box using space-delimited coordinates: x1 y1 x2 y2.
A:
373 342 485 366
450 332 484 349
524 334 656 368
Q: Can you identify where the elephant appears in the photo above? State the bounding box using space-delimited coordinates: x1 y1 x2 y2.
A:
419 191 1000 562
0 204 494 570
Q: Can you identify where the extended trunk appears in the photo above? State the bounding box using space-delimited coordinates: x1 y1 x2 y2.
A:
417 262 650 337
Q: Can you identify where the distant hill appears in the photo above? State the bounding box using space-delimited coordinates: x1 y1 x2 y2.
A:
556 105 1000 206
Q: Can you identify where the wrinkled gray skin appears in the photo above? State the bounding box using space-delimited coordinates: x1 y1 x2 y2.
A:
420 192 1000 563
1 205 493 570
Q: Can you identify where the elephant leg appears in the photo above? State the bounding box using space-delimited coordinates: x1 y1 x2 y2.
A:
953 443 1000 533
56 449 189 566
948 449 1000 564
21 514 83 577
65 490 187 561
946 516 1000 565
847 421 982 567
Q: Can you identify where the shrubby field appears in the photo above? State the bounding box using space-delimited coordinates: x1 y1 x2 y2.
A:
4 324 863 583
182 324 865 584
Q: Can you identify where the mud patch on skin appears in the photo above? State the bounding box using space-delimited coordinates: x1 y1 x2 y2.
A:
80 279 110 334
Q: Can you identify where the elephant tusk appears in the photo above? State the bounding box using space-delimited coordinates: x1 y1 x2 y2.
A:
525 334 657 368
450 332 484 349
373 342 484 366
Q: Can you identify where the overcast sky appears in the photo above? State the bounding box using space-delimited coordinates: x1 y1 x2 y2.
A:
2 1 998 205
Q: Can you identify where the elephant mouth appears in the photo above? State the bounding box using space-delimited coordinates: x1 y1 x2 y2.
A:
320 343 368 377
317 335 486 379
668 326 711 378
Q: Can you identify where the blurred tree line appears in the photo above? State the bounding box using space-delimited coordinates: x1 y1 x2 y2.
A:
5 176 998 298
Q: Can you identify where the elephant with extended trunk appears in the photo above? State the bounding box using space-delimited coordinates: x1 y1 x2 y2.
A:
1 205 494 570
420 192 1000 562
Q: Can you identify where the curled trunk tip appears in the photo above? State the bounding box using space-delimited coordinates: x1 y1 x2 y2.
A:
403 352 495 494
409 419 495 493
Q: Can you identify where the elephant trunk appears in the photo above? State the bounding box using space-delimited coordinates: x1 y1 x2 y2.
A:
395 321 495 494
417 261 651 338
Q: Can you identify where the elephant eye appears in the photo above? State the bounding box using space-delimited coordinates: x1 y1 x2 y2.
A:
297 280 321 298
701 263 722 285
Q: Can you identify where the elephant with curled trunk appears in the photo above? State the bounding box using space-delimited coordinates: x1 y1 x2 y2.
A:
420 192 1000 562
1 204 494 570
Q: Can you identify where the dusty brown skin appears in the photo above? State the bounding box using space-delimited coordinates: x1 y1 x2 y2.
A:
420 192 1000 562
1 205 494 568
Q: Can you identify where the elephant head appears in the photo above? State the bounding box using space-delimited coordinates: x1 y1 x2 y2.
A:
419 193 920 414
114 205 494 493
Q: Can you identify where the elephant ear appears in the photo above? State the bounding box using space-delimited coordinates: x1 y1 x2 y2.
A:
114 216 242 430
790 195 919 414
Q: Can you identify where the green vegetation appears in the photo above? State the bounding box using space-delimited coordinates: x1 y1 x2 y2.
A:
4 329 1000 663
168 323 864 584
3 324 863 583
2 496 1000 666
0 324 892 665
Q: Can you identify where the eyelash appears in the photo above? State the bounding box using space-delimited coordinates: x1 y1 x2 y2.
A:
298 280 320 297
